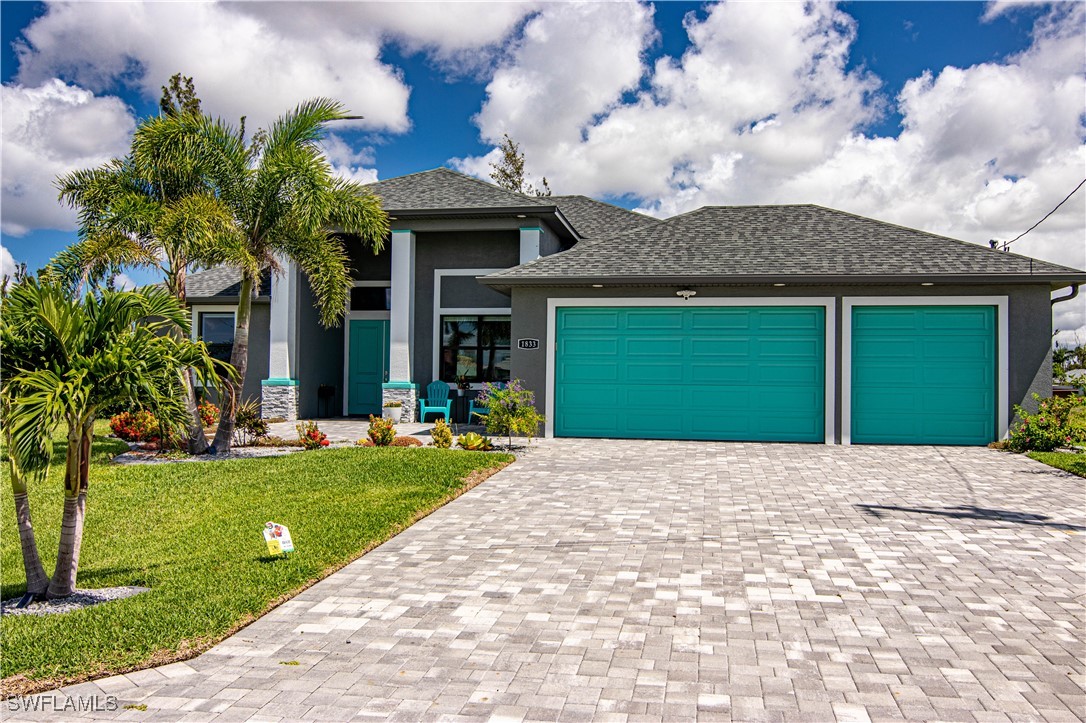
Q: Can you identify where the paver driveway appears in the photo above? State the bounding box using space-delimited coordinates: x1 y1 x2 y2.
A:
12 441 1086 722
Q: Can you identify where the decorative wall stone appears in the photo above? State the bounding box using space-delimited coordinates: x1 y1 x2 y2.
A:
262 384 299 422
383 387 417 423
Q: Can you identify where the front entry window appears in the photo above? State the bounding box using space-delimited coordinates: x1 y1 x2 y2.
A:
199 311 235 363
440 315 511 383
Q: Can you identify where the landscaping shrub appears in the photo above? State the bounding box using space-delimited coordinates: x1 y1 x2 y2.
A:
355 439 374 447
390 436 422 447
109 410 160 443
197 401 220 427
457 431 493 451
367 415 396 446
474 379 545 447
249 435 304 448
431 418 452 449
1007 394 1086 452
233 398 269 446
296 420 329 449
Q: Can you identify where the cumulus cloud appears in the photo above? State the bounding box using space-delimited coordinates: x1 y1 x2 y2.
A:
1 245 19 278
1 79 136 236
13 2 411 133
322 133 379 185
455 1 1085 338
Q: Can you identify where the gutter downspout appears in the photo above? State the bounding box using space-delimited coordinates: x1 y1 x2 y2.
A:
1051 283 1080 306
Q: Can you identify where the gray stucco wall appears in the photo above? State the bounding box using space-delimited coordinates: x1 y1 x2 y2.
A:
509 283 1054 443
189 300 270 409
296 275 346 419
411 230 518 387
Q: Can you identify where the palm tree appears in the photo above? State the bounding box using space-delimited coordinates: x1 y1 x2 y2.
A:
159 99 388 452
52 115 240 454
1 278 225 598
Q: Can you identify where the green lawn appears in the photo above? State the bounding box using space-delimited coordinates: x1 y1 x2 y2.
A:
1027 451 1086 478
1 426 512 692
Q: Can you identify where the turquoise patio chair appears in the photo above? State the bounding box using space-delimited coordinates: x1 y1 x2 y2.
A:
419 381 453 422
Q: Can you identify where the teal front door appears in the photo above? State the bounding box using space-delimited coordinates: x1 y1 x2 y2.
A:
555 306 826 442
348 320 389 416
850 305 996 445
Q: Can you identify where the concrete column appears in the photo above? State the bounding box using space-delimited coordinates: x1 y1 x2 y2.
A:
519 227 542 264
262 259 299 421
384 229 417 421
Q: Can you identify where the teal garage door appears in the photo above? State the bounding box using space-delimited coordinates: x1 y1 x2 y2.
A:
555 306 825 442
850 306 996 445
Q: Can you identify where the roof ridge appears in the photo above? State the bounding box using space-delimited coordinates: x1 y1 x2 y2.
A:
367 166 548 206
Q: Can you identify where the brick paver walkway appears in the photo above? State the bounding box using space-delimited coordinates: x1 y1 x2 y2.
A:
12 441 1086 722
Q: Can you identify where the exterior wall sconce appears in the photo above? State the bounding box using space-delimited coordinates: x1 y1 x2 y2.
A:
676 289 697 300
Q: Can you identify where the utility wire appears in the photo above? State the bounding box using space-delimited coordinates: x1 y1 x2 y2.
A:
1001 177 1086 250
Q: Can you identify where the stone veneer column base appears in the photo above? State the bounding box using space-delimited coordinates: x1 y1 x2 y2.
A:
383 384 418 423
261 379 299 422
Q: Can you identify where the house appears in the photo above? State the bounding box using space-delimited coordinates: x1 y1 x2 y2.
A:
185 167 1086 446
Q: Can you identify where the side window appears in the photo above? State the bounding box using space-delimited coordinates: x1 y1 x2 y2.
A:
199 311 235 363
350 285 391 311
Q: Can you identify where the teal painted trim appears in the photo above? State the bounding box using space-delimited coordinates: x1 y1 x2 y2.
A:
382 382 418 390
519 227 543 232
261 378 299 386
390 229 413 234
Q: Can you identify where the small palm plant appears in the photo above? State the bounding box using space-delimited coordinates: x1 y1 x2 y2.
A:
1 278 226 598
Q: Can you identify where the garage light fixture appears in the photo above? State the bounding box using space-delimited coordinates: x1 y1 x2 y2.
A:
676 289 697 300
773 283 786 287
921 282 934 286
592 284 604 288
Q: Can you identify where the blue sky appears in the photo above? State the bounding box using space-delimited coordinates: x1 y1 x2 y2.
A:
1 1 1083 336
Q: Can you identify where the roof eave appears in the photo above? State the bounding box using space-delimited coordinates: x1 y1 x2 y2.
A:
479 273 1086 288
385 206 581 242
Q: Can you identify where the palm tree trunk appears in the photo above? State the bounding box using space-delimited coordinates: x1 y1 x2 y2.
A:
211 272 254 452
182 370 209 454
10 482 49 597
47 422 88 599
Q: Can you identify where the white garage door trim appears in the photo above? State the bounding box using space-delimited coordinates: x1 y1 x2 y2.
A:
545 297 837 443
841 296 1009 445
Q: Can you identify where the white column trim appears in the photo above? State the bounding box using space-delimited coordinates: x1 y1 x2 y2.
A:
545 297 837 444
268 260 298 380
840 295 1009 445
388 230 415 383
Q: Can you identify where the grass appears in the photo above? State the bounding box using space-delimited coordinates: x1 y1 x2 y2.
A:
1027 451 1086 478
1 423 512 693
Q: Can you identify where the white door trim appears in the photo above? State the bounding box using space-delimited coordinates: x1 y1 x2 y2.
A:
840 296 1009 445
342 280 391 416
545 297 837 444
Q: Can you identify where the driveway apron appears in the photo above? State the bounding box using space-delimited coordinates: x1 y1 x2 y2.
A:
11 441 1086 722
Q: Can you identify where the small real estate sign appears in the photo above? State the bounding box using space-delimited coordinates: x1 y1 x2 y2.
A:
263 522 294 555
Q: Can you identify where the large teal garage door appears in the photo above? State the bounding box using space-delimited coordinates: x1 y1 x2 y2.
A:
555 306 825 441
851 305 996 445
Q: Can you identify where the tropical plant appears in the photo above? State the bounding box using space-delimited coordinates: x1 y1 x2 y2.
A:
1007 394 1086 452
232 397 269 446
109 410 161 443
390 436 422 447
473 379 545 448
382 400 403 408
296 421 329 450
456 431 494 451
1 278 224 598
146 99 388 452
431 418 453 449
50 77 236 454
197 400 220 427
367 415 396 446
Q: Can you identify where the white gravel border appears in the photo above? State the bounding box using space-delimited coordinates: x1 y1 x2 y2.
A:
1 586 150 617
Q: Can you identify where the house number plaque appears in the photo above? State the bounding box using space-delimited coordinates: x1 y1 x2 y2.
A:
517 338 540 350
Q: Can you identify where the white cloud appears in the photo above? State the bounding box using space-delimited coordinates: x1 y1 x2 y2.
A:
322 133 379 185
112 272 136 291
1 245 19 278
1 79 136 236
13 2 412 133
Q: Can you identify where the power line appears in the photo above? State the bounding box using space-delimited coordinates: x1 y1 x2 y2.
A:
1000 177 1086 250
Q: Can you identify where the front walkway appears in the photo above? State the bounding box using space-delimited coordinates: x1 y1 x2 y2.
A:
12 441 1086 721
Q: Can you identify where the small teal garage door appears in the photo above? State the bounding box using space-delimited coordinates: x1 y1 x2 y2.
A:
555 306 825 442
851 305 996 445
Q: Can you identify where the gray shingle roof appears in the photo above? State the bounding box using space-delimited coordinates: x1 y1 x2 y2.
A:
548 196 656 239
365 168 548 212
486 205 1086 283
187 267 271 300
